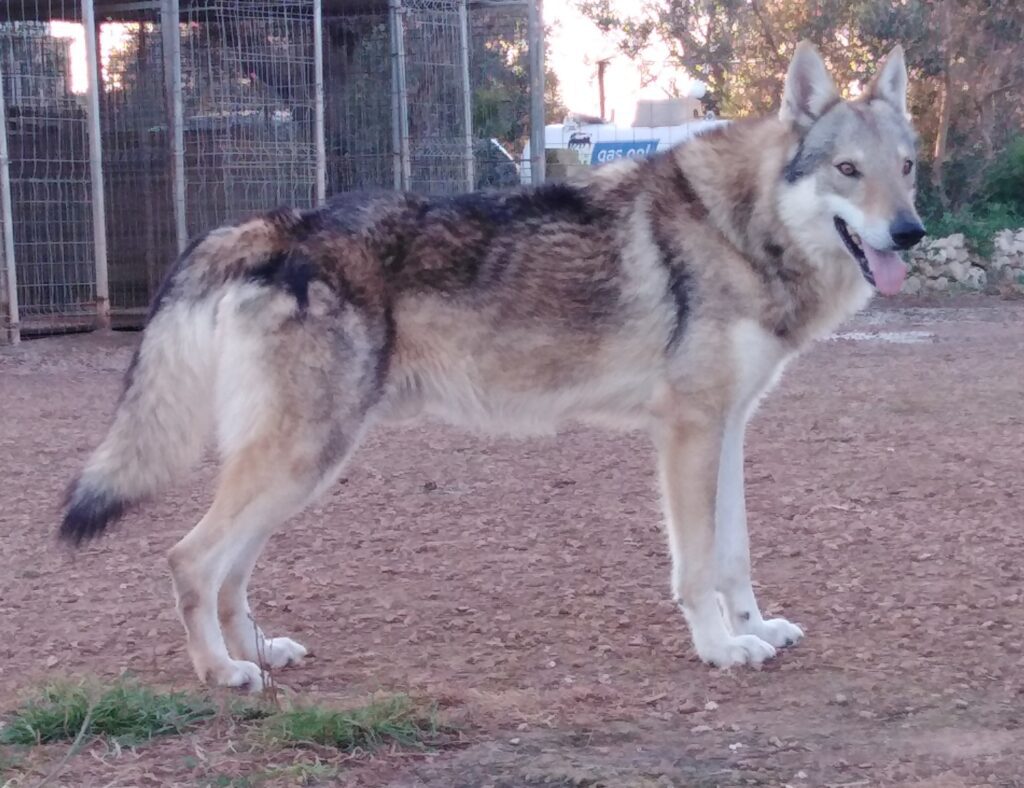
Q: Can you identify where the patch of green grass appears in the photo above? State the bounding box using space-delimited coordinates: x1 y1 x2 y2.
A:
262 695 444 752
922 201 1024 257
0 678 259 747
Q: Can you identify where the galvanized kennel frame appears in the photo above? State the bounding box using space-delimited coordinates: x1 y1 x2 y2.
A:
0 0 545 343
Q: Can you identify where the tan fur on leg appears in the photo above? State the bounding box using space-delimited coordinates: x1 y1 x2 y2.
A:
655 411 776 668
168 442 339 690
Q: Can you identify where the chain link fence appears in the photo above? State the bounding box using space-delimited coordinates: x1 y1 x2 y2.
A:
0 0 543 342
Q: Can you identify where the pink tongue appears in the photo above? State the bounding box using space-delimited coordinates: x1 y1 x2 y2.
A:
862 245 907 295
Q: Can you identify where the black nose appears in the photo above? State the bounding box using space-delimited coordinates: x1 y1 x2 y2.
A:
890 217 926 250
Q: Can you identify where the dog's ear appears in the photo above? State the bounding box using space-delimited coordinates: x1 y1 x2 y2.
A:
780 41 839 131
866 45 908 117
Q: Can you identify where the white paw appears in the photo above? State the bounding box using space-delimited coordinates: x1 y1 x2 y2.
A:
261 637 308 669
746 617 804 648
696 634 777 668
210 659 265 692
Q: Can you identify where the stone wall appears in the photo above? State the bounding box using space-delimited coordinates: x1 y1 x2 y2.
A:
905 228 1024 295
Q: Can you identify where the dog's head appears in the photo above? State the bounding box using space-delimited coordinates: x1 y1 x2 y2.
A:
777 41 925 295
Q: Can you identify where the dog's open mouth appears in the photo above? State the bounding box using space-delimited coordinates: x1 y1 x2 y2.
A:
833 217 907 295
834 217 874 285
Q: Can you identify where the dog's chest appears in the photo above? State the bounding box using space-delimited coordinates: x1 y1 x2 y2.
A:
730 320 792 414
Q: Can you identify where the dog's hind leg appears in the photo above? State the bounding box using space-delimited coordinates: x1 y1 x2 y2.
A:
171 420 361 688
169 274 385 689
656 411 777 669
214 436 358 671
168 445 349 690
714 414 804 649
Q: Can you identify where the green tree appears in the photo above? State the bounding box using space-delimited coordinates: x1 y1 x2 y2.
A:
577 0 1024 217
471 11 567 150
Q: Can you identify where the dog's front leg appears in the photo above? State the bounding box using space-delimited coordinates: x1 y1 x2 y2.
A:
655 416 776 668
714 414 804 649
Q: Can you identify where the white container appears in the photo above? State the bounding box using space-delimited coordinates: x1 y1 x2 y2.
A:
521 118 728 184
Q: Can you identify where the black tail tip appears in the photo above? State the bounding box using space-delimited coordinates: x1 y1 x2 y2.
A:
60 480 128 546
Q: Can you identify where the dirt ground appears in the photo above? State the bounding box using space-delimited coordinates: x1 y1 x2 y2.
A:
1 297 1023 787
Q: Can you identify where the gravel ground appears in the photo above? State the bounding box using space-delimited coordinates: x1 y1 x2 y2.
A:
1 297 1022 787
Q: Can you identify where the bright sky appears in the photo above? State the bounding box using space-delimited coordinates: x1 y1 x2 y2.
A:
545 0 690 123
51 20 133 95
49 21 87 93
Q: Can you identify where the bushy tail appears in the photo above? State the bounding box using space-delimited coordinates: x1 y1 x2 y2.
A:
59 210 306 545
60 288 218 545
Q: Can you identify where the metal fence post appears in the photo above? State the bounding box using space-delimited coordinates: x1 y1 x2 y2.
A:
0 55 20 345
389 0 401 190
162 0 187 253
389 0 411 191
82 0 110 327
527 0 546 185
313 0 327 204
457 0 474 192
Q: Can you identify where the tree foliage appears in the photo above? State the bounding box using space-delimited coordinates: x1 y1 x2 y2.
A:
471 13 567 150
577 0 1024 219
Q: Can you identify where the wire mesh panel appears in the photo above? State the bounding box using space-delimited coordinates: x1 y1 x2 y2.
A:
322 10 392 194
469 0 528 190
0 118 13 342
179 0 317 236
0 2 96 332
99 12 176 314
0 214 11 342
402 0 469 195
0 1 540 339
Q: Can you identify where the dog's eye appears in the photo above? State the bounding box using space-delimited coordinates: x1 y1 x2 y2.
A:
836 162 859 177
903 159 914 176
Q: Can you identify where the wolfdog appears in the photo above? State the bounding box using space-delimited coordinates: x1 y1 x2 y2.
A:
61 42 925 688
